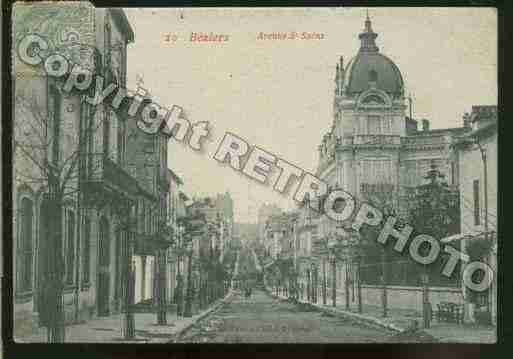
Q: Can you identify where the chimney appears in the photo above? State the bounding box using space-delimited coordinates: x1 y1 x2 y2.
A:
463 112 471 129
405 117 418 135
421 119 430 132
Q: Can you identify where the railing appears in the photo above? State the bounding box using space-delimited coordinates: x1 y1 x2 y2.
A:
85 153 139 196
360 183 396 196
401 134 447 147
354 135 401 146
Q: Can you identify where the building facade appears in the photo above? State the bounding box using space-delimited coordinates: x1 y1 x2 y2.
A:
450 106 497 324
13 4 173 338
297 15 473 311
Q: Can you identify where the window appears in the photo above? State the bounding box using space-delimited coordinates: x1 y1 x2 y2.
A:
17 197 34 292
367 115 381 135
82 216 91 284
382 117 391 134
473 179 481 226
360 160 393 185
66 210 75 285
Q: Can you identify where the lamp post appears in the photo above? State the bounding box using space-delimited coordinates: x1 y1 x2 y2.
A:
122 202 136 339
306 268 311 302
327 234 338 307
174 225 184 317
183 239 194 318
322 256 327 305
381 249 388 318
421 271 430 328
334 224 363 312
310 262 316 303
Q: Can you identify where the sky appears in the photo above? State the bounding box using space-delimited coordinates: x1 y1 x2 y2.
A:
124 7 497 223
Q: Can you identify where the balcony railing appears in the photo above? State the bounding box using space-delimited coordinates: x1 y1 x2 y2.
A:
360 183 396 195
354 135 401 146
85 153 139 197
401 135 447 147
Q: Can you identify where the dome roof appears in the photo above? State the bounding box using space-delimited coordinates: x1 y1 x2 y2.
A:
343 14 404 96
344 52 404 95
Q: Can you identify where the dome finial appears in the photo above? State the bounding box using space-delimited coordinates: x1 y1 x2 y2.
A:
359 10 379 53
365 9 372 32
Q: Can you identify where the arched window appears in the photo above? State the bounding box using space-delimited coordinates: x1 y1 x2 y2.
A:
18 197 34 292
65 210 76 285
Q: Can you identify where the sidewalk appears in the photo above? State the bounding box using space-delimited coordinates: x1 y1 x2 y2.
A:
16 292 233 343
266 287 496 343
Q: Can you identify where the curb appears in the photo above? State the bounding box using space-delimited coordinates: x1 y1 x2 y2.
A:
170 290 234 341
264 286 405 334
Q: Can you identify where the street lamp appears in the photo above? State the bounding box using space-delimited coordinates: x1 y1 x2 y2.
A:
310 262 317 303
173 225 185 317
334 223 364 313
121 202 137 339
183 239 194 317
327 233 338 307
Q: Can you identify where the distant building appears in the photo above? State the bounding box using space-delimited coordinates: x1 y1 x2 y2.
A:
263 212 296 260
257 204 282 245
187 194 233 260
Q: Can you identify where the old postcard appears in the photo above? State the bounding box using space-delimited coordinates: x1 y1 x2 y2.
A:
9 2 497 344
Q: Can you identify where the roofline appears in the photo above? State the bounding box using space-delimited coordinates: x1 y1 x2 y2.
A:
344 52 404 95
167 168 184 185
109 9 134 43
410 126 469 136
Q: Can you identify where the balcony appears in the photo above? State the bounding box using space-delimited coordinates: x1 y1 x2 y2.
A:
360 183 396 196
354 135 401 146
401 134 447 148
83 153 140 201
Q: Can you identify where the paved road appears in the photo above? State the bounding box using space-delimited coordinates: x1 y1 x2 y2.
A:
176 289 403 343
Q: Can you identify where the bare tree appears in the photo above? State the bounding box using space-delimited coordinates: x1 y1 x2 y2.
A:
14 82 103 342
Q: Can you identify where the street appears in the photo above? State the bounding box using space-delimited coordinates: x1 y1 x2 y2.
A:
176 288 419 343
174 245 438 344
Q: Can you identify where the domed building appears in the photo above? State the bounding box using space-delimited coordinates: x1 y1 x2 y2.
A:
316 14 469 203
295 14 472 313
